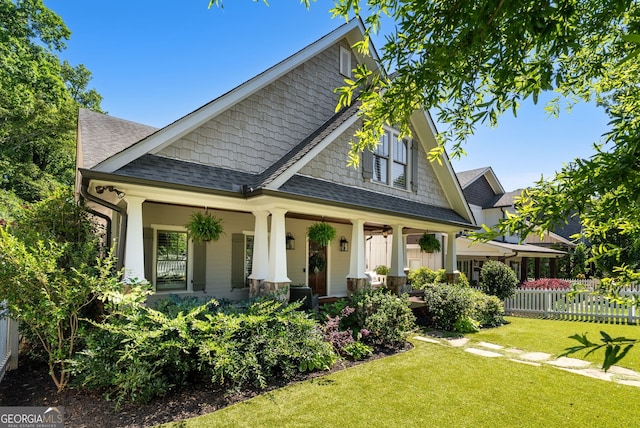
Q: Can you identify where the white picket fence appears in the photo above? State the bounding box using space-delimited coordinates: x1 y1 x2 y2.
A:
505 285 640 324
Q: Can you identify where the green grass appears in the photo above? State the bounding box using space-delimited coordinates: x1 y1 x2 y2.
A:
467 316 640 370
159 318 640 427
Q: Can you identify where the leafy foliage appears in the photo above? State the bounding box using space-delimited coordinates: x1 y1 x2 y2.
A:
409 267 469 288
348 288 415 345
560 331 637 372
74 294 337 405
0 0 102 202
521 279 572 290
479 261 518 300
0 189 115 391
185 211 225 243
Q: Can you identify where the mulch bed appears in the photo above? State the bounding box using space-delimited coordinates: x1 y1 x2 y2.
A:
0 343 411 427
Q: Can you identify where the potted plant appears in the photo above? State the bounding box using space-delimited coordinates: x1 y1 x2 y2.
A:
186 211 225 243
374 265 390 275
306 221 337 247
418 233 441 253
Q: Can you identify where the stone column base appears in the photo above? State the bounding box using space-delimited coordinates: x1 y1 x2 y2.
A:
446 271 460 284
249 279 290 300
386 275 408 296
347 277 368 296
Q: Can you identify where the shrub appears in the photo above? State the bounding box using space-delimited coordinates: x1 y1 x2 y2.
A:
0 189 118 391
479 260 518 300
520 279 571 290
347 288 415 345
421 283 474 331
74 293 338 405
420 284 505 332
320 306 372 361
470 289 505 327
409 267 469 288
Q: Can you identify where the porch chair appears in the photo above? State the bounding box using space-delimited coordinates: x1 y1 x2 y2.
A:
289 286 319 312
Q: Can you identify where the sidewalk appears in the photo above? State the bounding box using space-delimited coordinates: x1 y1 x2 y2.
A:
413 334 640 387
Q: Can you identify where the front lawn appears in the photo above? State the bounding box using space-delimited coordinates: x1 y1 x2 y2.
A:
468 316 640 370
160 319 640 427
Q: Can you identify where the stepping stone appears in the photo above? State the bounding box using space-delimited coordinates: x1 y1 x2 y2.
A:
617 379 640 387
510 359 542 367
446 337 469 347
506 348 524 354
465 347 503 358
560 368 613 381
478 342 504 350
413 335 440 344
547 357 591 369
608 366 640 378
520 352 553 362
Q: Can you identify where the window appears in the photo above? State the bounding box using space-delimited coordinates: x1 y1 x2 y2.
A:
156 230 188 291
339 46 352 77
372 129 410 189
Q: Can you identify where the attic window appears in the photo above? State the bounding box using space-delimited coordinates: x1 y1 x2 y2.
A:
340 46 352 77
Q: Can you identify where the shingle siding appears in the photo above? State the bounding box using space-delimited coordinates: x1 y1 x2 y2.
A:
298 122 450 208
463 176 497 207
158 42 351 174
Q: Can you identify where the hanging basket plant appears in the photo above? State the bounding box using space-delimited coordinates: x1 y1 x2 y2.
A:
418 233 441 253
186 211 225 243
306 222 337 247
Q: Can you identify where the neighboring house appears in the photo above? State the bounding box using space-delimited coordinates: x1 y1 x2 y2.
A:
75 19 476 303
455 167 568 284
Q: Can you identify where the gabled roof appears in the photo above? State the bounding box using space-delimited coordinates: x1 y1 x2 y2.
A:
456 167 504 194
488 189 524 208
90 19 375 174
77 108 158 169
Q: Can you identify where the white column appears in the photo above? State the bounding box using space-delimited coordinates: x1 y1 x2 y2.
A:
249 210 269 281
266 208 290 283
389 224 405 277
123 196 146 282
348 218 366 278
445 232 458 273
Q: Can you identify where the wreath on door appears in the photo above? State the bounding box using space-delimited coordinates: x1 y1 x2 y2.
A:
309 252 327 273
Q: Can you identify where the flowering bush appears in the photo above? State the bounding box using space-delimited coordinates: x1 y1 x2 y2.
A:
520 279 572 289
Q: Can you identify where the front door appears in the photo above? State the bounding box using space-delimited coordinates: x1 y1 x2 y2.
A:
308 240 327 296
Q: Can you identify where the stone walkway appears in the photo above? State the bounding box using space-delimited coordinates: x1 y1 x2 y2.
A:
413 335 640 387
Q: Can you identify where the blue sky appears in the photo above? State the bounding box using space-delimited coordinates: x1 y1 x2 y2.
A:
47 0 609 191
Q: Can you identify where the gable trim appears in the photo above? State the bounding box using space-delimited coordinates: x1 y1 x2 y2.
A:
92 19 370 174
265 113 360 190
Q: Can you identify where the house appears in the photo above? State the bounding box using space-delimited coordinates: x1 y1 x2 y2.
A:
75 19 476 303
455 167 567 284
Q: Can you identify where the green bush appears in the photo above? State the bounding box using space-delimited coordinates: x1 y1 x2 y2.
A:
409 267 469 288
349 288 415 345
479 260 518 300
469 289 505 327
196 300 336 390
74 293 337 405
421 284 505 332
421 283 474 331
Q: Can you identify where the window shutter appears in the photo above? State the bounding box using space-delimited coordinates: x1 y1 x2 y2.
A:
192 241 207 291
411 141 419 192
362 150 373 179
231 233 245 289
143 227 154 282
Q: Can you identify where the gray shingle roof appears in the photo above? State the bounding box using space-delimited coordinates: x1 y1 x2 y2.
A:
278 175 473 226
114 154 258 193
456 167 490 189
78 109 158 169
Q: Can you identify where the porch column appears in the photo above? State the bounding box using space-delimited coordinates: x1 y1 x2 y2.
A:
347 218 367 295
520 257 529 283
264 208 290 299
387 224 407 295
249 210 269 297
123 196 146 282
445 232 460 284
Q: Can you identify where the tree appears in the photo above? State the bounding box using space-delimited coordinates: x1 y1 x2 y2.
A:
0 0 102 203
326 0 640 368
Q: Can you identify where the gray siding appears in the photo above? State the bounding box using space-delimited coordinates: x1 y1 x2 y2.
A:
158 41 353 174
298 121 450 208
463 176 497 207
